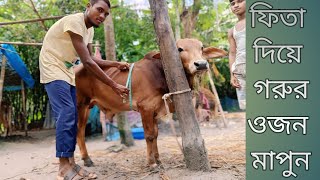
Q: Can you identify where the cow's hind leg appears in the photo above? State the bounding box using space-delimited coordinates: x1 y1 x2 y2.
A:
152 118 161 165
77 101 94 167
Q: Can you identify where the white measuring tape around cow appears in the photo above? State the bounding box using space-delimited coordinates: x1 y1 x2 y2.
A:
162 88 191 153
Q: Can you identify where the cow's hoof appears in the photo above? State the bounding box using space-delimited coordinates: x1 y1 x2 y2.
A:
150 163 158 169
149 163 160 172
83 157 94 167
148 163 164 172
156 159 162 165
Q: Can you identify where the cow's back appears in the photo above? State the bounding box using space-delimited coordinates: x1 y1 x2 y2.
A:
75 53 169 117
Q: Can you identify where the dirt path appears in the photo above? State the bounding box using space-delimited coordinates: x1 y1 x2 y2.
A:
0 112 245 180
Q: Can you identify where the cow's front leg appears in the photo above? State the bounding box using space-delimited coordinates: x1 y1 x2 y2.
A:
140 109 158 167
77 103 94 167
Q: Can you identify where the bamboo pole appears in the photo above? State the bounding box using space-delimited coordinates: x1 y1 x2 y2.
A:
207 69 228 128
21 80 28 136
92 41 101 47
0 6 119 27
0 41 42 46
0 55 7 112
0 41 101 47
0 15 65 26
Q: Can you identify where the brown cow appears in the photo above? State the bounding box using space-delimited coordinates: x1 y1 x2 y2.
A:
76 38 227 167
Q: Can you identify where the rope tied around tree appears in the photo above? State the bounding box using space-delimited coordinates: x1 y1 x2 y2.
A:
161 88 192 153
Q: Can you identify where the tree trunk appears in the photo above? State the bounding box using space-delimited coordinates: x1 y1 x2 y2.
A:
7 104 12 136
43 102 55 129
0 55 7 112
116 112 134 146
104 13 134 146
21 80 28 136
174 0 181 40
104 13 116 61
149 0 210 171
180 0 201 38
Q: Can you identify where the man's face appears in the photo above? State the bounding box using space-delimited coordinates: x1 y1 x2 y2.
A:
86 0 110 27
230 0 246 15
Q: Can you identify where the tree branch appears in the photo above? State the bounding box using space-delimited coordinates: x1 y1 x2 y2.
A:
28 0 48 31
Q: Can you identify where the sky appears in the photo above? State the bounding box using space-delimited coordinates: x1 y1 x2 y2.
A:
123 0 224 10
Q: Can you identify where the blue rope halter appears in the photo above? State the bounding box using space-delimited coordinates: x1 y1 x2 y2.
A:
125 63 135 110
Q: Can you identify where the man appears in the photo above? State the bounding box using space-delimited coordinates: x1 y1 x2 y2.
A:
39 0 128 179
228 0 246 110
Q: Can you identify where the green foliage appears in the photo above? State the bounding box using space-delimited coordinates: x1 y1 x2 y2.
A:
95 3 158 62
214 59 237 98
0 0 239 127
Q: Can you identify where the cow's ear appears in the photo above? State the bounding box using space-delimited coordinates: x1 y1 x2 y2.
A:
152 53 161 59
203 47 228 59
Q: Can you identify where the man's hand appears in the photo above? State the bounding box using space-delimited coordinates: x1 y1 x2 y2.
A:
117 62 130 70
111 83 130 98
230 74 240 88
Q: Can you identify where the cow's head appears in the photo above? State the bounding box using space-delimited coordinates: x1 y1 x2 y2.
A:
176 38 227 75
151 38 227 89
177 38 227 88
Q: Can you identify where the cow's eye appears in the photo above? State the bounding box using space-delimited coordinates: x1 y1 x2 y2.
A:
201 47 204 51
178 48 184 52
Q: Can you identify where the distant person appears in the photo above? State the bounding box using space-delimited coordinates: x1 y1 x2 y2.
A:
39 0 129 179
228 0 246 110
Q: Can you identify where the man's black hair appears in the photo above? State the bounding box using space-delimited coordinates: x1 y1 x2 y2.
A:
90 0 110 8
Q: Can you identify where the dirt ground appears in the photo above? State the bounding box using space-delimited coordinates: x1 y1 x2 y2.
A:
0 112 245 180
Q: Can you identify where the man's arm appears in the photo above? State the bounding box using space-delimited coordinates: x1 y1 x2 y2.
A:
228 29 240 88
87 43 93 56
69 31 129 96
87 43 129 69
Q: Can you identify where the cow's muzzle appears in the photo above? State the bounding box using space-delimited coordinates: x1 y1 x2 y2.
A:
194 60 208 71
